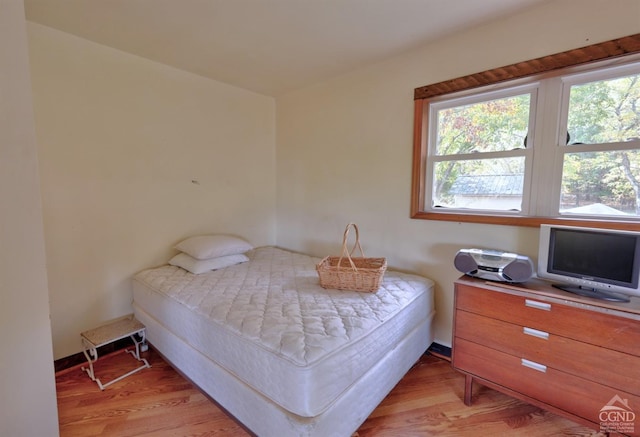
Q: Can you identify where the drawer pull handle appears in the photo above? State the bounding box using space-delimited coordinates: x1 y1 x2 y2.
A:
523 327 549 340
525 299 551 311
521 358 547 373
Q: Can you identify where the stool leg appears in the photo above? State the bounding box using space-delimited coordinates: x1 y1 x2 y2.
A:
81 337 105 390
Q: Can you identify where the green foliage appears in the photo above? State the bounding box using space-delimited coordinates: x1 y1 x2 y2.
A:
563 74 640 213
434 94 529 204
436 94 529 155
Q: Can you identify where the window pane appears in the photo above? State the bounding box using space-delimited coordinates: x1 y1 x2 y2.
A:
433 157 525 211
567 73 640 145
435 94 530 155
560 150 640 216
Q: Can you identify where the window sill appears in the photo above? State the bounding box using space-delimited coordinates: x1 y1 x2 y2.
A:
410 210 640 231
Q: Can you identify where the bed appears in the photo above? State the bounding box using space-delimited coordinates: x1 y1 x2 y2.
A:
132 246 435 436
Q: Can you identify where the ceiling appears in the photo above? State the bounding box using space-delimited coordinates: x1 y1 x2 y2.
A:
24 0 549 96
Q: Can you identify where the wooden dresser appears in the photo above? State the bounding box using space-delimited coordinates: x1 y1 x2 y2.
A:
452 276 640 436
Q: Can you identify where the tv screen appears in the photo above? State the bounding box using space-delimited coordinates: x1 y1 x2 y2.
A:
538 224 640 302
549 228 637 285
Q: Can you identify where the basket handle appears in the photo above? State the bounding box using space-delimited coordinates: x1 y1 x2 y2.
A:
337 223 365 270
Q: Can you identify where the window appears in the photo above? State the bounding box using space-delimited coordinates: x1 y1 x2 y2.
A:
429 86 534 212
560 68 640 218
411 34 640 230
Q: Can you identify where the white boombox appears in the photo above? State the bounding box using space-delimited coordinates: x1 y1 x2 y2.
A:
454 248 534 283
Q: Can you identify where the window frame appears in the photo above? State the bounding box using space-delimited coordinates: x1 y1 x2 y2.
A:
411 33 640 231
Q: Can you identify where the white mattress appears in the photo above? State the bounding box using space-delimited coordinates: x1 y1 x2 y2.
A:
132 246 434 418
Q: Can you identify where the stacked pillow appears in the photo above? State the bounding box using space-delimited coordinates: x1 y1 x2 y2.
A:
169 234 253 274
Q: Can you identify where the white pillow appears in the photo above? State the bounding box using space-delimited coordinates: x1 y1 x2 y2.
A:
174 234 253 260
169 252 249 275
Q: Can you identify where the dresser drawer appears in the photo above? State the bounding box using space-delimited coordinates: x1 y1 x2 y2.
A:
453 338 640 427
455 283 640 356
455 310 640 394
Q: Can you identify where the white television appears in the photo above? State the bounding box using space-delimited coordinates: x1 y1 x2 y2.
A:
537 224 640 303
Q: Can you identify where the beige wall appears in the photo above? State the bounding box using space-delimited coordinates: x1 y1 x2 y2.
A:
276 0 640 346
28 24 277 359
0 1 59 435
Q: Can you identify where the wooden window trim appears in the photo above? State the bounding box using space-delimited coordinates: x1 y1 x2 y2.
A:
411 34 640 231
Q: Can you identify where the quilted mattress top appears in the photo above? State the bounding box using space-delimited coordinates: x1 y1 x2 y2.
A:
134 246 434 367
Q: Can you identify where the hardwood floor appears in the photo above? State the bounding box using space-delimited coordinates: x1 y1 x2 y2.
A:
56 348 606 436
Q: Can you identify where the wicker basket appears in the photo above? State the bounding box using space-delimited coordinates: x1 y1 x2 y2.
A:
316 223 387 292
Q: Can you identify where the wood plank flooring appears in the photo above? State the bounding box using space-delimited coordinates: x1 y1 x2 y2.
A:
56 348 606 436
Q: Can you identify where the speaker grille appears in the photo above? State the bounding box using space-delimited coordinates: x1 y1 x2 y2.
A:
454 252 478 274
503 259 533 282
